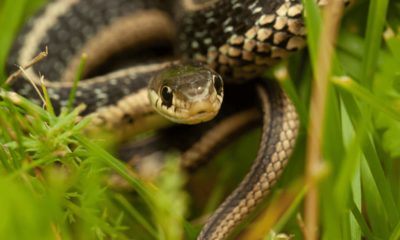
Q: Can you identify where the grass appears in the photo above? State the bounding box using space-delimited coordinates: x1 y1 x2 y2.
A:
1 0 400 240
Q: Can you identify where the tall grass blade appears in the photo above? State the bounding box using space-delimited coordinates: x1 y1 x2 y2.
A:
350 200 381 240
40 78 55 116
303 0 322 71
332 76 400 122
360 0 389 87
0 0 28 83
274 65 308 126
351 163 362 240
340 90 399 228
361 156 390 239
114 194 159 239
389 221 400 240
67 54 87 112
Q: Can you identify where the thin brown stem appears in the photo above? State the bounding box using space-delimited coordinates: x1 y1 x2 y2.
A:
304 1 344 240
51 223 62 240
25 154 46 184
5 47 48 85
297 213 309 239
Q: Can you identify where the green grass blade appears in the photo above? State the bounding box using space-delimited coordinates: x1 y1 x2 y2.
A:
62 199 131 240
269 186 307 236
332 76 400 122
182 221 197 240
48 104 86 132
351 163 362 240
340 90 400 228
114 194 159 239
350 200 382 240
74 134 156 204
7 155 57 180
0 0 28 83
337 30 364 59
0 146 12 172
361 155 391 239
320 177 342 240
322 83 346 173
341 211 351 240
67 54 87 112
359 0 390 87
340 95 362 240
274 65 308 127
41 78 55 116
336 50 361 80
303 0 322 71
389 221 400 240
333 137 360 208
0 100 28 167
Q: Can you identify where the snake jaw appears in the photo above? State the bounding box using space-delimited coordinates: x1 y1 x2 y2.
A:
148 88 223 124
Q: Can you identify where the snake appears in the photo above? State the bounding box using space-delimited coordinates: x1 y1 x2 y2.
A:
5 0 353 239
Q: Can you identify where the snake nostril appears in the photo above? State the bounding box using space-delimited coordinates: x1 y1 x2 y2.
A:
198 111 206 114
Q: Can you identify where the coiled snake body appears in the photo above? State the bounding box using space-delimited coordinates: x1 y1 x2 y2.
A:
6 0 351 239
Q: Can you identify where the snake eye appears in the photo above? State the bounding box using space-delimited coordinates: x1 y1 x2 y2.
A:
161 85 173 107
213 74 223 95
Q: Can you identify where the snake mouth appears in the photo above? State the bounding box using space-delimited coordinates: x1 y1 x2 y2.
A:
176 110 219 124
149 89 223 124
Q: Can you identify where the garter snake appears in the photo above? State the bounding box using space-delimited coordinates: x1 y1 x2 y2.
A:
5 0 352 239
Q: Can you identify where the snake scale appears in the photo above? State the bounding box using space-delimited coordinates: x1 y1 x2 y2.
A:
5 0 352 239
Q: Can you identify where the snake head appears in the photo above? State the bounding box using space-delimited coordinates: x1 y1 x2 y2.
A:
148 61 224 124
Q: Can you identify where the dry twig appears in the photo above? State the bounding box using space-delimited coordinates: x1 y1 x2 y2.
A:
5 46 48 85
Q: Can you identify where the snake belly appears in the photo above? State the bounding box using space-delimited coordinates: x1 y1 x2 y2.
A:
6 0 351 239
